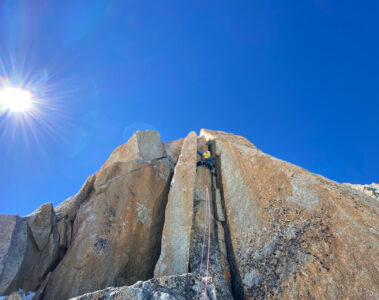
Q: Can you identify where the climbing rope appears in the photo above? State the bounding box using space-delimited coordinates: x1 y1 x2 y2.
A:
195 185 212 300
204 185 212 300
195 186 208 299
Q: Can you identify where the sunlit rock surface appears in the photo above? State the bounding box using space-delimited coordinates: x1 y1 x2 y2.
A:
154 132 197 277
201 129 379 299
69 273 218 300
43 131 173 300
0 129 378 300
343 182 379 201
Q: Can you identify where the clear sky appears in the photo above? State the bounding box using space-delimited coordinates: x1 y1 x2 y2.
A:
0 0 378 215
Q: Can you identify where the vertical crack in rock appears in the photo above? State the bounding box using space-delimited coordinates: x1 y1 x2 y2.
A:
150 170 174 277
209 139 245 300
2 129 379 300
188 137 233 299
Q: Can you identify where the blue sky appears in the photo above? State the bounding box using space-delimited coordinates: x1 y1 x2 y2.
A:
0 0 378 215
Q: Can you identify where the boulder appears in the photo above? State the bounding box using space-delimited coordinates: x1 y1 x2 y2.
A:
43 131 173 300
154 132 198 277
201 129 379 299
24 203 56 251
101 130 164 169
70 273 218 300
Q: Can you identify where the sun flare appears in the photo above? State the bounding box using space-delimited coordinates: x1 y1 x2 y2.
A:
0 86 33 112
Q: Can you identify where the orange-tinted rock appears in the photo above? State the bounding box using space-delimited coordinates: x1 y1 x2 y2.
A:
189 136 233 298
201 129 379 299
154 132 197 277
43 131 172 300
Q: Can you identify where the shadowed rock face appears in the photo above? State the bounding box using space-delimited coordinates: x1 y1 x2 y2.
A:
0 204 60 296
1 129 378 300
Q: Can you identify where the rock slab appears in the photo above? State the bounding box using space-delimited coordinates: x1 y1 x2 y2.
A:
43 131 173 300
201 129 379 300
154 132 198 277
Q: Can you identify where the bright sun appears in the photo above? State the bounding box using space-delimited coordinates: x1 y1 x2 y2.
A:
0 86 33 112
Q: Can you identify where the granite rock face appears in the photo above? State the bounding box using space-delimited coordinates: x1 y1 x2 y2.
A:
163 138 184 165
343 183 379 201
154 132 198 277
42 131 173 300
0 204 60 297
1 129 378 300
70 273 218 300
201 129 379 299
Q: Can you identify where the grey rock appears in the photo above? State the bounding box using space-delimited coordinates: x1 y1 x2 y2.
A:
54 174 96 222
163 139 184 165
343 183 379 201
134 130 165 161
56 218 67 249
24 203 56 251
0 216 39 295
214 188 225 222
70 274 218 300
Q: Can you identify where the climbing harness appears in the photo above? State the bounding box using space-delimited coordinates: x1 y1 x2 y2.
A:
195 185 212 300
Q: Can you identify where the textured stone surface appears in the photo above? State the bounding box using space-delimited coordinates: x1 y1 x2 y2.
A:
0 289 35 300
188 136 232 299
0 209 60 297
70 274 218 300
0 216 28 295
101 130 164 169
1 129 378 300
201 129 379 299
24 203 56 251
164 138 184 165
54 174 96 222
43 131 172 300
343 183 379 201
0 216 38 295
154 132 197 277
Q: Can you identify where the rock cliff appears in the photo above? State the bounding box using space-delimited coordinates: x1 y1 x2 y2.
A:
1 129 378 300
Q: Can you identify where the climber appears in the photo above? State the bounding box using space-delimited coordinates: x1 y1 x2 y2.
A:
197 150 216 175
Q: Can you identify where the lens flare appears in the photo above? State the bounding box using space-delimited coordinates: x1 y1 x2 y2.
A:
0 86 33 112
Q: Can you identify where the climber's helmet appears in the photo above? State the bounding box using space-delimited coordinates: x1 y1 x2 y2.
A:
203 151 211 159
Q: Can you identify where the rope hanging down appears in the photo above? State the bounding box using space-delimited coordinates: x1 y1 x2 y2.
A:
195 185 212 300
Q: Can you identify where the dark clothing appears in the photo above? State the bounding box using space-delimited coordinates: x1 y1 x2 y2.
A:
197 150 216 173
197 150 215 165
